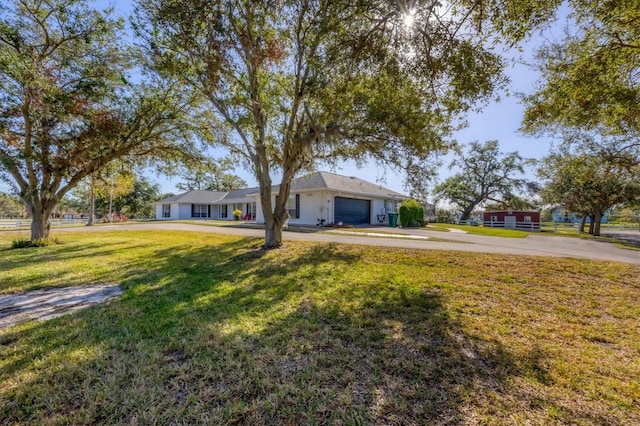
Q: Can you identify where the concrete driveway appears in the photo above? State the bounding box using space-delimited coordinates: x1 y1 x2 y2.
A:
48 222 640 266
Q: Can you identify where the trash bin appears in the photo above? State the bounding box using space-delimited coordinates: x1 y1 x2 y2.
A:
388 212 398 227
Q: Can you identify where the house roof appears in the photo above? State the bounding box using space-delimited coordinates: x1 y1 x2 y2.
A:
156 171 407 204
156 190 227 204
220 187 260 204
285 171 407 199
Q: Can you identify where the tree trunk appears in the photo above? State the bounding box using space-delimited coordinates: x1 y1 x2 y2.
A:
593 211 602 236
579 215 586 233
86 183 95 226
264 219 284 248
261 186 290 249
588 215 595 235
460 205 474 221
30 208 51 240
108 187 114 222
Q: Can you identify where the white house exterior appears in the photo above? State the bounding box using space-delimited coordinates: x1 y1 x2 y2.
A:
155 171 407 226
155 190 226 220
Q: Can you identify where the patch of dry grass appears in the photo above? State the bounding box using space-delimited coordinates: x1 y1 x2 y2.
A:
0 230 638 424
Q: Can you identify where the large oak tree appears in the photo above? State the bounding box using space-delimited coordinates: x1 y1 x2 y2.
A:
0 0 198 241
432 140 532 221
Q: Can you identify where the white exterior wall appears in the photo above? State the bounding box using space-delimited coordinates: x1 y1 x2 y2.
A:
254 192 329 225
178 204 192 219
156 203 179 220
209 206 219 219
371 199 388 225
294 191 326 225
254 197 265 224
319 192 333 225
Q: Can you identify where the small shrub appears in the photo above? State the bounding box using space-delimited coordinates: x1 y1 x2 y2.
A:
11 237 59 249
232 209 242 219
399 199 425 227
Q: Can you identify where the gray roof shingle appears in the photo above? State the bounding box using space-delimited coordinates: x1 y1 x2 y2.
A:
220 187 260 203
293 171 406 198
156 171 407 204
156 190 227 204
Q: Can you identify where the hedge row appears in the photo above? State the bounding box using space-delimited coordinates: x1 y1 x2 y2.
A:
399 199 424 227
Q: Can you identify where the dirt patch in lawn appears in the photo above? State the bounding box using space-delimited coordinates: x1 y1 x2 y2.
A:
0 284 122 329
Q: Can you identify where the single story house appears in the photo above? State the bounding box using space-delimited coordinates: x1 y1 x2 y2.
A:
483 210 541 231
155 171 407 226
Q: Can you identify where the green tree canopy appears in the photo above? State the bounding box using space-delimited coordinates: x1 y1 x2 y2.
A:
175 158 247 192
432 140 533 220
109 175 161 219
71 172 161 219
0 0 199 241
521 1 640 139
538 151 640 235
0 191 24 218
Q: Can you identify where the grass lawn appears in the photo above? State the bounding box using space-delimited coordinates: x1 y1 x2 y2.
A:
426 223 532 238
1 230 639 424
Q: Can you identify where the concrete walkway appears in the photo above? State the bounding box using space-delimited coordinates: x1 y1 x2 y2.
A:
0 284 122 329
49 222 640 265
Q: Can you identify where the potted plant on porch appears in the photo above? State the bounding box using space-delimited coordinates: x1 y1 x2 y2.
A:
232 209 242 221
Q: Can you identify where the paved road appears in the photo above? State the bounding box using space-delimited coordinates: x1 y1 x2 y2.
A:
48 222 640 265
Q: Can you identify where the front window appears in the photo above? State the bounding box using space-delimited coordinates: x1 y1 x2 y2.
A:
524 216 532 223
162 204 170 218
286 194 300 219
491 215 497 222
192 204 207 218
219 204 228 218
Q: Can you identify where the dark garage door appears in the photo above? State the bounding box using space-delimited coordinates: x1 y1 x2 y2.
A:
334 197 371 225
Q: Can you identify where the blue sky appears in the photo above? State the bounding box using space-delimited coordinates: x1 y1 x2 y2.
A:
0 1 566 199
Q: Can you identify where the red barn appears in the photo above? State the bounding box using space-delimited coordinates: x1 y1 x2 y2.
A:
483 210 540 231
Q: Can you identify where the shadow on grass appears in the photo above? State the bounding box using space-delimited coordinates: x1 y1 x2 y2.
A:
0 242 151 293
0 241 148 278
0 237 600 424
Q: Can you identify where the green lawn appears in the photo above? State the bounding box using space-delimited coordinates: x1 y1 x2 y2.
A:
1 230 639 424
426 223 532 237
